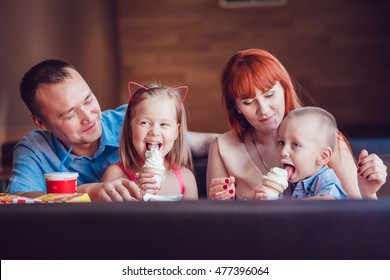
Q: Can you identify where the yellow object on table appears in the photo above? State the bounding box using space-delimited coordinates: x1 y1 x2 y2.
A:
36 193 91 203
0 193 91 204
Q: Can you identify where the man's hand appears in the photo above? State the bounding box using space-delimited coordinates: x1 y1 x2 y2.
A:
78 179 142 201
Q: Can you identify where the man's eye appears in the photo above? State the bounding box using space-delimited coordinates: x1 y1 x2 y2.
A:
292 143 300 148
64 113 75 120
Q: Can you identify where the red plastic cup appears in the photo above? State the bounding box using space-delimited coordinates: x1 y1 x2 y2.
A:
44 172 79 194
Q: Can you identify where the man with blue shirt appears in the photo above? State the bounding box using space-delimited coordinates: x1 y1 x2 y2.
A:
8 59 217 201
8 60 142 201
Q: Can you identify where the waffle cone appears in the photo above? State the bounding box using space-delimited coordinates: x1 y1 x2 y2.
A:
262 178 285 195
141 167 165 176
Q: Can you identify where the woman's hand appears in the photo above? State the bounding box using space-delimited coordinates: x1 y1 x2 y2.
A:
357 149 388 199
208 176 235 200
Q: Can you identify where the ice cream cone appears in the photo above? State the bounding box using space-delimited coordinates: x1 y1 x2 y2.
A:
261 167 288 198
262 178 286 195
142 149 165 174
141 167 165 176
142 148 166 189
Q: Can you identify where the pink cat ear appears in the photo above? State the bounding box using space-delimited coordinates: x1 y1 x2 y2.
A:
169 86 188 106
128 81 149 102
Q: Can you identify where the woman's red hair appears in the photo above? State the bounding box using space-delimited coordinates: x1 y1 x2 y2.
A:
221 49 302 142
221 49 352 166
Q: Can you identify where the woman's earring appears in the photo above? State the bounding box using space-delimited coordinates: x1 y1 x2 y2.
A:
236 109 242 114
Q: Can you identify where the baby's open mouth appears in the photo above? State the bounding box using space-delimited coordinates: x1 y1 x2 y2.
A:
146 142 162 151
282 162 295 180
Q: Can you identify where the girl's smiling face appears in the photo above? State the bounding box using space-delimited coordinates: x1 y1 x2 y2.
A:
131 95 179 161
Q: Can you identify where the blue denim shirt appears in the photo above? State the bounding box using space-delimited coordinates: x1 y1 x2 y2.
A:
8 105 126 194
291 166 348 200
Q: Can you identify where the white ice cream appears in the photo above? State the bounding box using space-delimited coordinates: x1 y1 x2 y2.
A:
142 148 165 173
262 167 289 189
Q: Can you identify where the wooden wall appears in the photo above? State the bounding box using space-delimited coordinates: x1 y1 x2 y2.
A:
117 0 390 137
0 0 118 160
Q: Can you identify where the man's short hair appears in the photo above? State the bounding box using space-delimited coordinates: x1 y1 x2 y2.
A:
20 59 76 117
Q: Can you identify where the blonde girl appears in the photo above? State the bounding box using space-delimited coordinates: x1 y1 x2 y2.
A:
103 82 198 201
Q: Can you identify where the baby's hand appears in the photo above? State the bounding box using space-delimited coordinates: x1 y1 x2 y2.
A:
253 185 269 200
208 176 235 200
136 172 159 195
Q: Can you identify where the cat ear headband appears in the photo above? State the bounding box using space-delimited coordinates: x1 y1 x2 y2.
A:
128 81 188 107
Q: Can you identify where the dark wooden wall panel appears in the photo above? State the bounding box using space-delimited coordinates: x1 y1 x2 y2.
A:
117 0 390 136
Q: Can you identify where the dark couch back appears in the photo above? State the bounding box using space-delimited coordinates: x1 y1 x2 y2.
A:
1 200 390 259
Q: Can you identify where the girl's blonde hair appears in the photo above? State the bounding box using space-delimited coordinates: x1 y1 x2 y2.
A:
119 82 193 172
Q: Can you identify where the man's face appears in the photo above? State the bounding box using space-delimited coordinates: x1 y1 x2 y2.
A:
34 68 102 155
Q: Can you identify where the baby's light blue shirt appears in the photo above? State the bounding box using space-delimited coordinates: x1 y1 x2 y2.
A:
291 166 348 200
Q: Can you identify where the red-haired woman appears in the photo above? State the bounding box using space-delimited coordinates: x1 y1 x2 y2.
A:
207 49 387 200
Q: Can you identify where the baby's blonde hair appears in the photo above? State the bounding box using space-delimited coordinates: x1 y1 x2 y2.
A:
287 106 338 150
